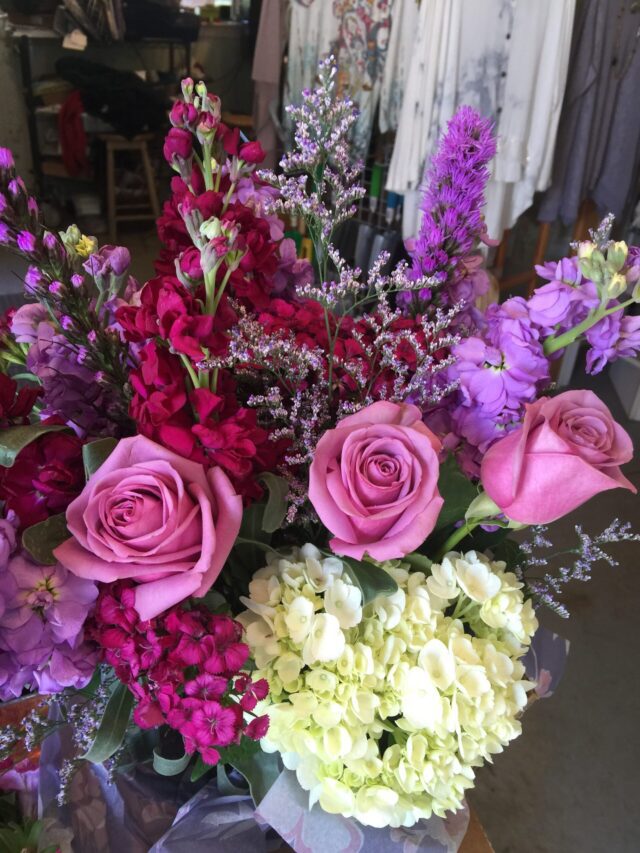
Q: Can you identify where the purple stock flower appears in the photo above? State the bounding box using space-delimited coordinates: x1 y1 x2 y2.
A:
16 231 36 253
0 512 18 576
0 148 14 170
272 237 314 294
10 303 50 344
0 222 11 244
83 244 131 279
527 281 576 329
24 265 43 295
451 297 548 416
42 232 57 252
0 553 98 700
26 322 118 436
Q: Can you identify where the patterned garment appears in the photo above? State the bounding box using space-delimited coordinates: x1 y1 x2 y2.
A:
285 0 393 160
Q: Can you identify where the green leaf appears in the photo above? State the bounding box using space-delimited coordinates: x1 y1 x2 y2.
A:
490 536 526 567
434 455 478 532
342 555 398 605
21 513 69 565
258 473 288 533
190 755 212 783
82 682 133 764
219 741 280 805
216 763 249 796
152 748 191 777
0 423 68 468
403 551 432 572
83 437 118 480
78 666 102 697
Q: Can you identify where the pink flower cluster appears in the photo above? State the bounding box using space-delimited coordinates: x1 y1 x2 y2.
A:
91 581 269 765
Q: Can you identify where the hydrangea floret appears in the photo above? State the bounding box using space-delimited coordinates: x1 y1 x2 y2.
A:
240 545 537 828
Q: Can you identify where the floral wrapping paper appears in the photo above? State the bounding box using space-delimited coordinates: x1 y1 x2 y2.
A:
38 627 568 853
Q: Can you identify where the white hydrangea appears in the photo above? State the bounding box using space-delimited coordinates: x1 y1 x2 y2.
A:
241 548 538 829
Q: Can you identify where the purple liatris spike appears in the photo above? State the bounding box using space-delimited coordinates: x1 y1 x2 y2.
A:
404 106 496 314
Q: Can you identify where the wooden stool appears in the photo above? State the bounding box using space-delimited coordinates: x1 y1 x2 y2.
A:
221 112 254 136
98 132 161 243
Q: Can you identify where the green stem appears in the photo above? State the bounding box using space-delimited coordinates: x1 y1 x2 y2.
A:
435 520 480 562
201 141 214 191
222 180 237 213
211 265 235 316
543 298 634 356
179 354 200 390
204 261 222 315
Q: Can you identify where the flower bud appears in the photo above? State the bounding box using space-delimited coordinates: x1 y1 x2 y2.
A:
632 281 640 303
181 77 194 102
16 230 36 253
0 147 14 170
607 240 628 272
607 272 627 299
577 241 595 260
196 111 220 146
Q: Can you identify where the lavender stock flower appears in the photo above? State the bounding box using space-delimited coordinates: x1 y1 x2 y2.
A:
0 554 98 700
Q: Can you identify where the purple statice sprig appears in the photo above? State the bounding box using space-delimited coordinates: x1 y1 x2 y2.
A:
259 57 365 284
515 521 640 618
405 106 496 316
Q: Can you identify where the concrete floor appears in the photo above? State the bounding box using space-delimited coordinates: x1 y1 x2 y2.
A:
1 232 639 852
469 370 640 853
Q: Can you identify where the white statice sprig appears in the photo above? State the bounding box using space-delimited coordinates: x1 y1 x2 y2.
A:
259 57 365 282
240 546 538 828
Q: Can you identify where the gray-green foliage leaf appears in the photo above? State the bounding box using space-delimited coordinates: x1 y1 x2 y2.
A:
342 555 398 605
434 455 478 532
152 748 191 777
258 473 289 533
82 682 133 764
0 423 68 468
190 755 211 783
82 437 118 480
22 513 69 565
219 741 280 805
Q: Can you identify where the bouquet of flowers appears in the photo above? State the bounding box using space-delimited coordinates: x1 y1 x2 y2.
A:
0 58 638 846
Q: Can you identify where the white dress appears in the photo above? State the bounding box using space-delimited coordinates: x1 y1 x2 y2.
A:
378 0 420 134
386 0 576 239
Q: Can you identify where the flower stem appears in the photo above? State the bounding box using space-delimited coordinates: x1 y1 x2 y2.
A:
435 520 479 562
543 298 634 356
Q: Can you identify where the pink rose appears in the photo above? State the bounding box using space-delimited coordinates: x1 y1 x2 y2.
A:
481 389 636 524
308 401 444 561
54 435 242 620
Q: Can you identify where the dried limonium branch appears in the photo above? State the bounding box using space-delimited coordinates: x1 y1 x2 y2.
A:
259 56 365 283
516 521 640 618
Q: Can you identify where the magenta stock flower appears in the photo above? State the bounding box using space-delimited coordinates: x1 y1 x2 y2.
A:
91 582 270 766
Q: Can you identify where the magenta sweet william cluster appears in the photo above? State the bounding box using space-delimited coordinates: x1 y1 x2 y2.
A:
91 581 269 765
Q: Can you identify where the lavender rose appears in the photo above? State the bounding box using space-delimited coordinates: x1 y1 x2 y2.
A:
54 435 243 620
481 389 636 524
308 402 444 561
